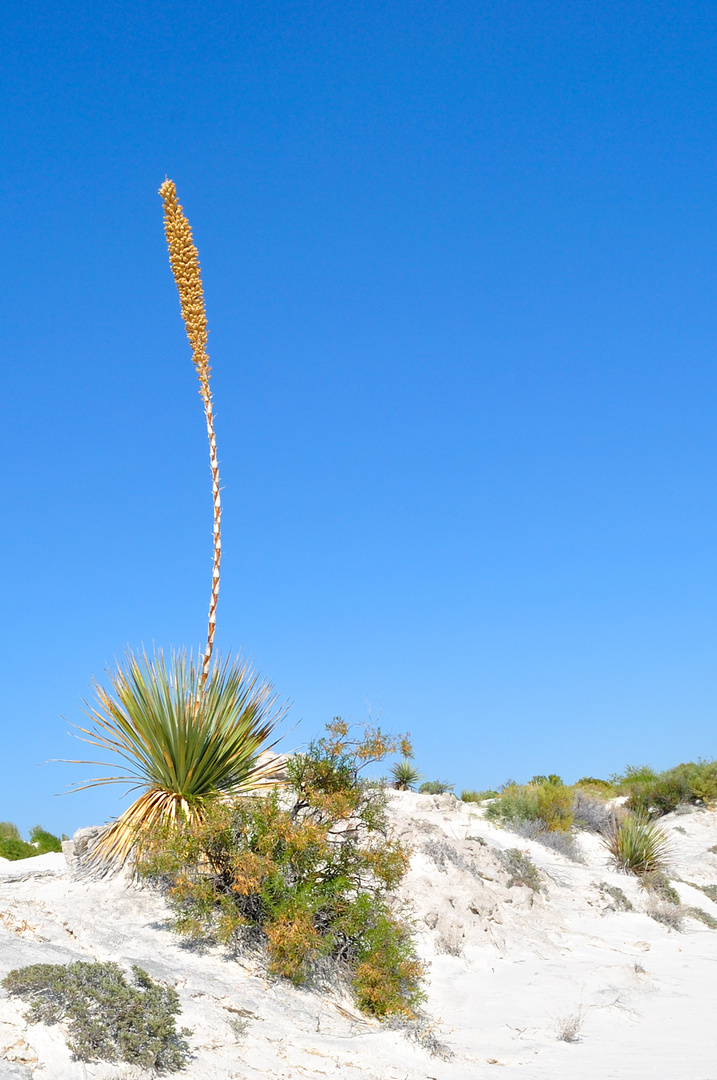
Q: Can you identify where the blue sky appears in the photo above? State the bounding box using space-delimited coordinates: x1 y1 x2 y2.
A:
2 0 717 837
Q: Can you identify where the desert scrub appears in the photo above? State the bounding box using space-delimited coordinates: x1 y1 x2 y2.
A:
641 871 681 905
461 789 498 803
497 848 542 891
613 760 717 817
0 823 63 861
137 719 425 1019
485 776 574 832
598 882 633 911
1 961 190 1069
686 906 717 929
572 791 616 834
509 819 584 862
418 780 454 795
603 814 670 875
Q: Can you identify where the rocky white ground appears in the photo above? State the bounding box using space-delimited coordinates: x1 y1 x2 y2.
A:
2 792 717 1080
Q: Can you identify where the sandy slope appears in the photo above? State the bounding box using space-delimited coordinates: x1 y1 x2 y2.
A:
1 793 717 1080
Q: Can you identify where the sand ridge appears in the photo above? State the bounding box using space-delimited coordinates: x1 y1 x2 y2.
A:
1 792 717 1079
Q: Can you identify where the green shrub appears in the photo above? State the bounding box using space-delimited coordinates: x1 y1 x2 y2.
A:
2 962 190 1069
418 780 454 795
485 778 574 832
598 882 633 911
29 826 63 854
497 848 541 891
686 906 717 929
603 814 671 875
460 789 498 803
613 760 717 817
613 765 659 787
574 777 615 793
641 872 681 905
0 838 36 860
0 824 63 861
137 719 425 1019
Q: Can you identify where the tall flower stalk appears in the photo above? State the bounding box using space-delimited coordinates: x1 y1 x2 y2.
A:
159 179 220 692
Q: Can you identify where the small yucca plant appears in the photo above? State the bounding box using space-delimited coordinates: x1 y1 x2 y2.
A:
71 650 286 867
603 813 671 875
390 759 422 791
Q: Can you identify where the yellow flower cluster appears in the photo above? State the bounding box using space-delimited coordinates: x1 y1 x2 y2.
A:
158 179 211 402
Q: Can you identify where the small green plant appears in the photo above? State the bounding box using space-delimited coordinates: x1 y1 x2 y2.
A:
603 814 671 875
0 822 21 841
598 882 633 911
641 872 681 905
390 759 422 791
2 961 190 1069
497 848 542 891
460 789 498 803
418 780 454 795
686 906 717 929
574 777 616 793
137 719 424 1019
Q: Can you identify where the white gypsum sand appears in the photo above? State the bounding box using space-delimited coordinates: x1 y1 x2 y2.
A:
1 794 717 1079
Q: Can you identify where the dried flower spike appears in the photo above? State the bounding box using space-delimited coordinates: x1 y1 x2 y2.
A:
159 179 221 690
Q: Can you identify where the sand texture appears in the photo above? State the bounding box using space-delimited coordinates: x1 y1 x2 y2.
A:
1 792 717 1079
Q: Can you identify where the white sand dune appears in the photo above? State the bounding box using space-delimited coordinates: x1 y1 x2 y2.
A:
1 793 717 1079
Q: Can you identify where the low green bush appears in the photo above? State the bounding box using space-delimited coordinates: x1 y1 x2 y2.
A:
574 777 616 793
485 778 574 832
460 789 498 803
641 871 681 905
686 906 717 929
2 961 190 1069
0 824 62 861
137 719 425 1019
497 848 542 891
598 882 633 911
0 838 36 860
29 825 63 854
612 760 717 817
418 780 454 795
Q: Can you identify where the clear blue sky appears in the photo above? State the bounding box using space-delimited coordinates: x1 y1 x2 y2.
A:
2 0 717 837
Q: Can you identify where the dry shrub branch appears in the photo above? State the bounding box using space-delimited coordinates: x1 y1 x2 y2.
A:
137 719 425 1019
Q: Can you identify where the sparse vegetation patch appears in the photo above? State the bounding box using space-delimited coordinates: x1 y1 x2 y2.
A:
1 961 190 1069
137 719 425 1019
497 848 542 892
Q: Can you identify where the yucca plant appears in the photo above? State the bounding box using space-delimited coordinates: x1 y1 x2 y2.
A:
603 813 671 875
69 183 287 867
72 650 286 866
390 759 422 791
